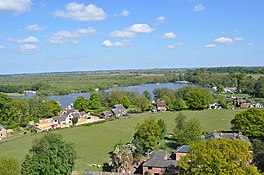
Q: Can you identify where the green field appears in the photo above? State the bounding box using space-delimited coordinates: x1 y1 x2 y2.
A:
0 109 245 172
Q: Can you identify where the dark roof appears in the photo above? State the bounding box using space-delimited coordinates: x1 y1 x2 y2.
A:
101 111 113 116
72 113 81 118
205 132 251 144
156 99 166 107
52 115 68 122
143 151 178 168
176 145 190 153
234 98 252 103
112 104 126 111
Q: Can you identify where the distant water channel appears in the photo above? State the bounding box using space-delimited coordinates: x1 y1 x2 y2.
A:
10 83 191 108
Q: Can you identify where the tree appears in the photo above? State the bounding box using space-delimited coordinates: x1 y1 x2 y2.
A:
254 77 264 98
136 96 149 112
231 108 264 136
134 118 162 150
72 117 78 125
179 138 260 175
252 139 264 172
157 119 167 138
186 89 213 110
73 96 88 111
173 112 201 145
0 92 11 125
162 95 172 109
172 98 187 111
0 157 20 175
217 84 224 93
21 133 77 175
121 96 130 109
143 91 151 101
89 92 101 110
48 100 62 116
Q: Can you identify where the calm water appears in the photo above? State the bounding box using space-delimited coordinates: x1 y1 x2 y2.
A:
11 83 191 108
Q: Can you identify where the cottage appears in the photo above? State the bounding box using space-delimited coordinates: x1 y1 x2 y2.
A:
142 151 182 175
52 109 82 125
175 145 190 161
233 98 252 108
0 124 7 140
251 101 263 108
205 132 251 144
156 99 167 111
100 104 127 118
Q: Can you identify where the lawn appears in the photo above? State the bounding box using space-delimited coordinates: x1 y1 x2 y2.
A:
0 109 245 172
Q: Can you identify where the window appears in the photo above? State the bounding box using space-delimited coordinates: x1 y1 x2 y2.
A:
148 167 152 170
154 173 159 175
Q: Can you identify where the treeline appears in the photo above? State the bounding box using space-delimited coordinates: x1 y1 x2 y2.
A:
0 93 61 128
206 66 264 74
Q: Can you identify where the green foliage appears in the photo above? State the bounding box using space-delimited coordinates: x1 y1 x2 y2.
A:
0 156 20 175
153 88 175 101
254 77 264 98
136 96 149 112
252 139 264 172
231 108 264 136
28 96 52 119
48 100 62 116
172 98 187 111
73 96 89 111
72 117 79 125
143 91 151 101
157 119 167 138
217 84 224 93
134 117 162 150
21 133 77 175
162 95 172 109
89 92 101 110
186 89 213 110
0 92 11 125
179 138 260 175
121 96 130 109
173 112 201 145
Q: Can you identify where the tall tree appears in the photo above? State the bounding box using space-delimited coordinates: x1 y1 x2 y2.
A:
134 118 162 150
186 89 213 110
231 108 264 136
21 133 77 175
179 138 260 175
121 96 130 109
48 100 62 116
173 112 201 145
136 96 149 112
89 92 101 110
252 139 264 172
0 93 11 125
172 98 187 111
0 157 20 175
143 91 151 101
157 119 167 138
73 96 89 111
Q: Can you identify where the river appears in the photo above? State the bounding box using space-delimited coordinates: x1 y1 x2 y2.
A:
10 83 191 108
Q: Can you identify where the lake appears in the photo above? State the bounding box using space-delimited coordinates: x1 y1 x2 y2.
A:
11 83 191 108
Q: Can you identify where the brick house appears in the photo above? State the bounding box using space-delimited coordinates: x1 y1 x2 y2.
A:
233 98 252 108
156 99 167 111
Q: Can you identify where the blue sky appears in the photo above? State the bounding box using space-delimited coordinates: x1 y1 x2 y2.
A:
0 0 263 74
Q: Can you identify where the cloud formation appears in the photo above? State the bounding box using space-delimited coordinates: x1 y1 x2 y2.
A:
214 37 233 43
54 3 106 21
161 32 177 39
120 9 130 16
19 44 38 52
0 0 31 13
110 24 154 38
205 44 217 48
26 24 45 31
9 36 39 43
167 42 184 49
155 16 165 25
0 45 5 49
102 40 131 47
49 28 96 44
193 4 205 12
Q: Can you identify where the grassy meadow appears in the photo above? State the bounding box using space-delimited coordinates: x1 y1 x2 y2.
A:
0 109 245 172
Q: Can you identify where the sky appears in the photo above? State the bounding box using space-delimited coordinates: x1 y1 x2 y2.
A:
0 0 263 74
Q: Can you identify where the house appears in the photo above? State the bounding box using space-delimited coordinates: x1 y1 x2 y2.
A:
208 102 222 110
156 99 167 111
205 132 251 144
175 145 190 161
233 98 252 108
0 124 7 140
251 101 263 108
52 109 82 125
100 104 127 118
142 151 182 175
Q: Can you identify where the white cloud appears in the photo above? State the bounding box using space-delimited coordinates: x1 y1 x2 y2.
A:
214 37 234 43
234 37 244 42
26 24 45 31
19 44 38 52
110 24 154 38
127 24 155 33
167 42 184 49
54 3 106 21
102 40 131 47
161 32 177 39
205 44 217 48
155 16 165 25
110 30 135 38
0 45 5 49
0 0 31 13
248 43 253 47
193 4 205 12
49 28 97 44
9 36 39 43
120 9 130 16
